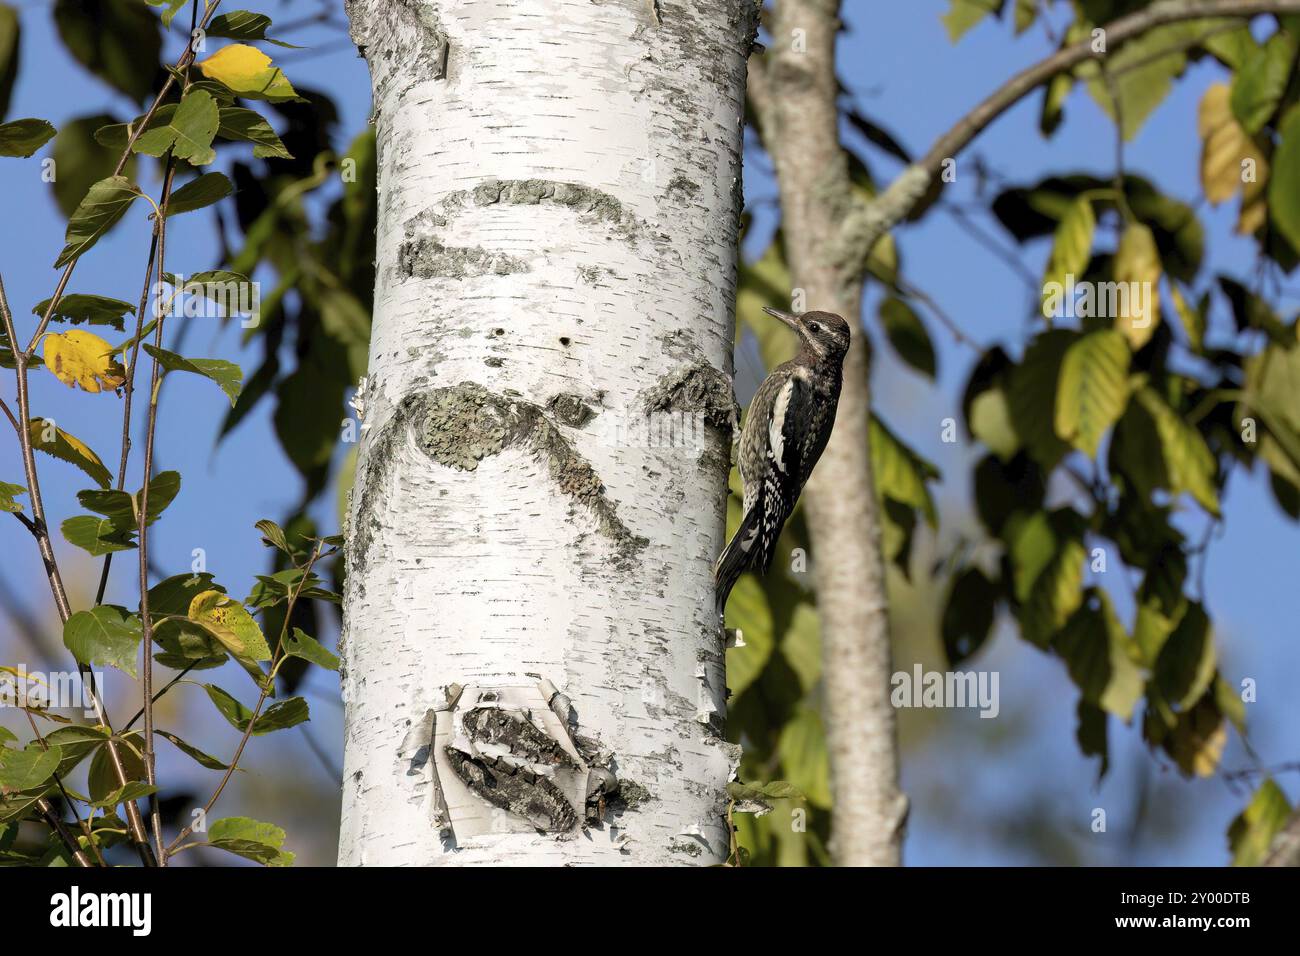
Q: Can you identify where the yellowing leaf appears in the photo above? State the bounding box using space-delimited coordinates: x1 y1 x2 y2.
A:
1198 83 1269 235
42 329 125 393
1054 329 1131 459
188 589 272 662
1113 222 1162 349
1042 197 1095 318
28 418 112 487
196 44 297 103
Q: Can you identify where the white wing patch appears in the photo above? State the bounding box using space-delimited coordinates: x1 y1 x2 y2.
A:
768 379 795 474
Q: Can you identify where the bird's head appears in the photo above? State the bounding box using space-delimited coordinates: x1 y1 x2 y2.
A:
762 308 850 363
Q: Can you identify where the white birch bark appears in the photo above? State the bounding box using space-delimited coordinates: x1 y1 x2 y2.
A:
338 0 757 866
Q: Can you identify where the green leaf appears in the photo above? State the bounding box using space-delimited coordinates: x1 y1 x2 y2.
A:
61 515 134 555
165 172 232 217
723 572 773 698
216 105 292 159
0 744 62 791
1230 31 1295 134
941 0 1001 42
89 781 156 809
1082 22 1199 141
1008 329 1074 470
28 419 111 487
40 725 107 776
1270 105 1300 256
1054 590 1144 721
284 628 339 671
50 113 135 219
63 606 142 677
1042 197 1095 316
32 293 134 331
1054 329 1130 458
1228 779 1291 867
1076 698 1109 779
254 518 292 554
727 780 805 802
79 469 180 526
878 296 935 378
204 685 307 735
1132 388 1219 515
0 480 25 514
157 730 232 771
1040 70 1071 137
206 816 294 866
1153 603 1216 711
0 118 54 157
56 0 161 101
942 567 997 666
133 89 219 166
206 11 300 48
144 0 186 27
1020 537 1086 649
969 387 1020 460
203 683 254 731
147 572 225 616
86 733 145 805
92 104 175 152
251 697 308 734
143 344 242 405
777 707 831 809
0 4 18 121
871 414 939 525
53 175 139 269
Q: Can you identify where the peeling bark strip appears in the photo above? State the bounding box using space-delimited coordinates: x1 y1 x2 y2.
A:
340 0 754 865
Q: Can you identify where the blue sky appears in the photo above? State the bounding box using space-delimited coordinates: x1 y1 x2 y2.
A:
1 1 1296 865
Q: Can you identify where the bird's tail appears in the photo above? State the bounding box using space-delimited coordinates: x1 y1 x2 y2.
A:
714 507 761 620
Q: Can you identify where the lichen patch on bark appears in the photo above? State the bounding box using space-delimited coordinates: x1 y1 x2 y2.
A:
641 362 738 434
413 383 648 562
398 237 530 280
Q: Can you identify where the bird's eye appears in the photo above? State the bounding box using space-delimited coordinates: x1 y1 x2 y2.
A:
810 323 821 333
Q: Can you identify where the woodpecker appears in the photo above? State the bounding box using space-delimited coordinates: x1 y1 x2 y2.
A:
715 308 850 619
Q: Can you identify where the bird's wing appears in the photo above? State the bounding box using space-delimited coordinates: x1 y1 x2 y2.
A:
767 371 820 493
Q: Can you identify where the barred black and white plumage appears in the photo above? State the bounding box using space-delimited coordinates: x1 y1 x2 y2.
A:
714 308 850 619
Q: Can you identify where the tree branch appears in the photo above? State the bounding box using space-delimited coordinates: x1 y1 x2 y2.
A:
833 0 1300 283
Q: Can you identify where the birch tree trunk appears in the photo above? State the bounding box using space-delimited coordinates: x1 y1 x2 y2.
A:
338 0 757 866
749 0 906 866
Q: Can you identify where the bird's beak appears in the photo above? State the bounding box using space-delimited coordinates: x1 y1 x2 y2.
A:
762 307 800 331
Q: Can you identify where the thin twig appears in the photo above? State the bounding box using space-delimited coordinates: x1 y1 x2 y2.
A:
124 661 198 732
0 274 157 866
24 710 104 866
92 231 159 607
22 0 224 358
166 540 329 857
137 154 181 865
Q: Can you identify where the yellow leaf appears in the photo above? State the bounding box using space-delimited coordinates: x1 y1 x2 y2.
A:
188 589 271 661
42 330 126 393
196 44 297 102
1113 222 1161 349
1197 83 1269 234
